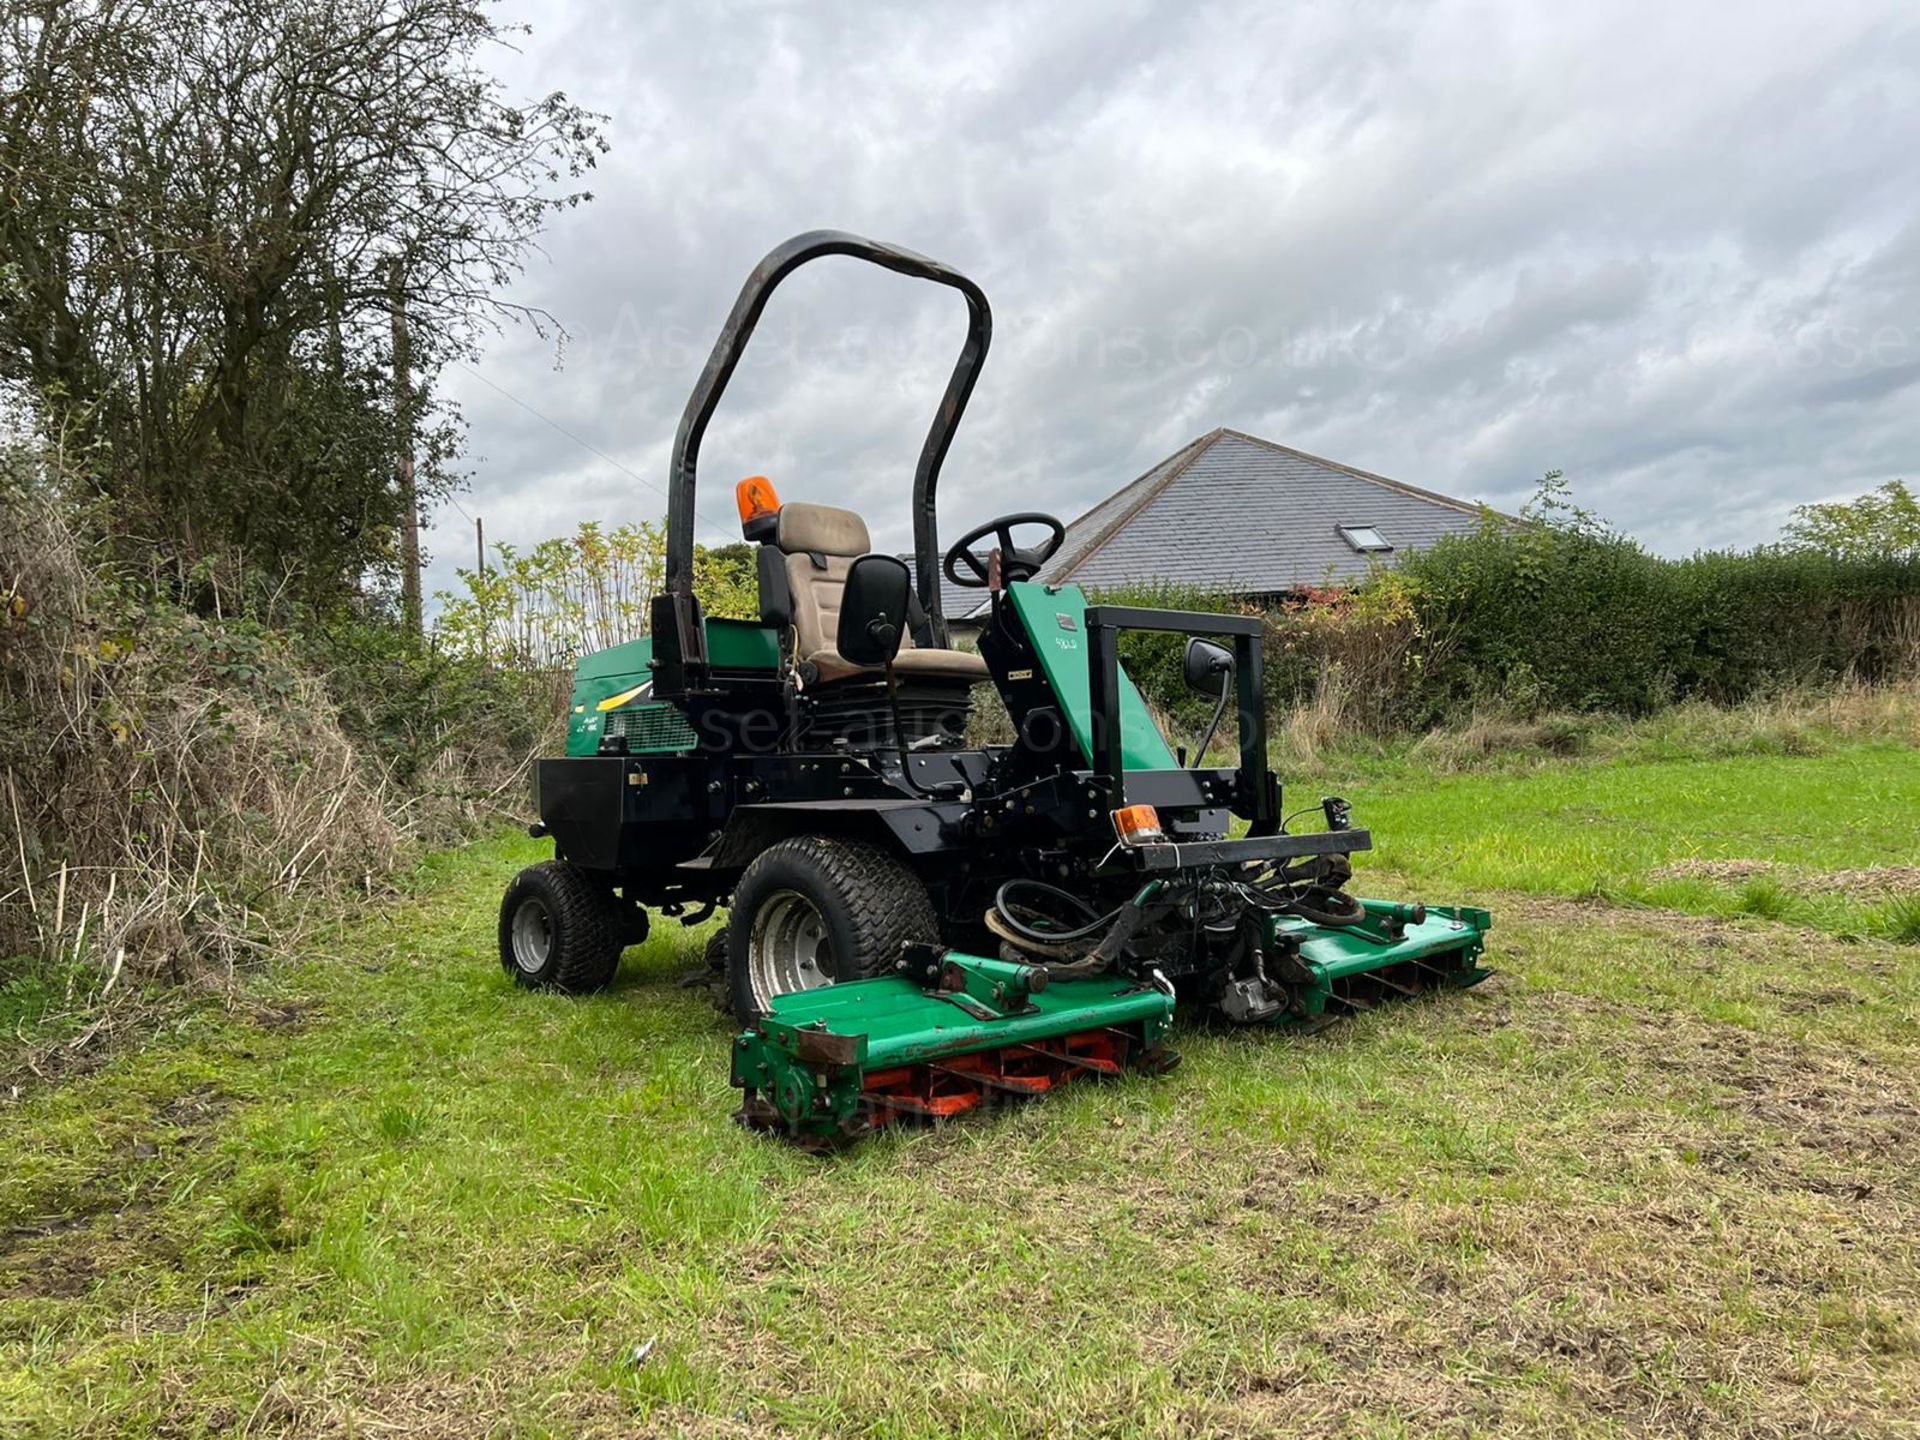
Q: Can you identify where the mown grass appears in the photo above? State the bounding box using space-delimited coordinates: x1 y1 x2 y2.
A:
1328 743 1920 942
3 740 1919 1437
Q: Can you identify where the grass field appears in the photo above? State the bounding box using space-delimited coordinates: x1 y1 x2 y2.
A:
1340 741 1920 942
3 738 1918 1437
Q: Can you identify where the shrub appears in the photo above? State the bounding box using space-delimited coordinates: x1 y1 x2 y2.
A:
433 523 757 667
1 472 399 980
1669 547 1920 697
1395 516 1677 717
1083 579 1249 736
0 451 554 992
1071 501 1919 743
1262 570 1434 731
1396 499 1920 720
303 621 566 839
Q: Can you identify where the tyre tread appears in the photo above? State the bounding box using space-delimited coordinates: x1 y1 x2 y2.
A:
500 859 623 993
728 835 938 1015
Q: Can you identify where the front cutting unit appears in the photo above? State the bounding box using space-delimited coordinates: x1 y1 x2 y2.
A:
500 230 1493 1146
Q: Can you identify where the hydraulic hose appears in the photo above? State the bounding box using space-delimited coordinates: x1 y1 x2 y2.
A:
986 879 1161 976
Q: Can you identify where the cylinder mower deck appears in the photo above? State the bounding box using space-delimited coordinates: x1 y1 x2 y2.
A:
732 903 1492 1146
731 949 1175 1146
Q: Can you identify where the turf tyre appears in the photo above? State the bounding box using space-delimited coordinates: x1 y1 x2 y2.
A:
499 860 624 993
728 837 938 1019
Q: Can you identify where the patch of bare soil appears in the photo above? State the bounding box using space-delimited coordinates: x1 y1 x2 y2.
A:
0 1220 101 1300
1654 857 1920 900
0 1083 234 1311
249 1000 315 1031
0 1201 179 1305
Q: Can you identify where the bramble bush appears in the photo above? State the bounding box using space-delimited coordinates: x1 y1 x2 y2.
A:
1 453 568 993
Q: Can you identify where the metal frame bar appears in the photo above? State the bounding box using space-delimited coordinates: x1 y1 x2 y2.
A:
1116 829 1373 872
662 231 992 674
1082 604 1274 825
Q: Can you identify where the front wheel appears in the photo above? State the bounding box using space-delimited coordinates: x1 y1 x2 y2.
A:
499 861 624 992
728 837 939 1019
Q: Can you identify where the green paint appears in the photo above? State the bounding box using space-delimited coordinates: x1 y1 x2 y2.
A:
564 619 780 756
731 960 1176 1138
730 901 1492 1138
1005 581 1179 772
1275 902 1492 1020
703 618 782 671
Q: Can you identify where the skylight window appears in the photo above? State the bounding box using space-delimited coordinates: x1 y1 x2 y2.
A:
1338 525 1392 554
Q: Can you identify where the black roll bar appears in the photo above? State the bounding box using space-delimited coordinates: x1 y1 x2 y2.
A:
663 230 992 668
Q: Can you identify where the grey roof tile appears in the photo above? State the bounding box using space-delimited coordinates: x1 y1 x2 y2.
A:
900 555 984 624
1040 428 1503 596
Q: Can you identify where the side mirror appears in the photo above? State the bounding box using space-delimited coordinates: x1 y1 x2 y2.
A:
837 554 913 668
1183 637 1234 698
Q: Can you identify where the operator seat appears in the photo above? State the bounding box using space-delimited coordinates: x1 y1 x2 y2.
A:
771 502 989 686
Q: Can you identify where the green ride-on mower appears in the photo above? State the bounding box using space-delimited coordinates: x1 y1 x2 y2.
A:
501 230 1491 1146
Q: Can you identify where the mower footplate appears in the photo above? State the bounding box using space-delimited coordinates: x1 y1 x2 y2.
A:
731 957 1175 1146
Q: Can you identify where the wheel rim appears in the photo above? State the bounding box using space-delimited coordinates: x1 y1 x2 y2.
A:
510 895 554 973
746 888 835 1009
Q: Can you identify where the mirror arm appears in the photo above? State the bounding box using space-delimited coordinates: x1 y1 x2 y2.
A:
1190 684 1232 770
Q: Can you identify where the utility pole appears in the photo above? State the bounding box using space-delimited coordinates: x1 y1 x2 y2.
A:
476 516 489 664
390 256 422 638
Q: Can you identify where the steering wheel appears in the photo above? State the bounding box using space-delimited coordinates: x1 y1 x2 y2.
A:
943 512 1067 589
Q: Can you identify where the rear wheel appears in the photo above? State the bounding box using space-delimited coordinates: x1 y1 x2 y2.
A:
499 860 624 992
728 837 939 1018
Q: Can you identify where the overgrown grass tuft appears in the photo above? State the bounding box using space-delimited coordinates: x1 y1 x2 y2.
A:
1879 895 1920 946
1735 874 1801 922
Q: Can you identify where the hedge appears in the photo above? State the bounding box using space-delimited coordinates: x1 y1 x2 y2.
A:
1094 524 1920 730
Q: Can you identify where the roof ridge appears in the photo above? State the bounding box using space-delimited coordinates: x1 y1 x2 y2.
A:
1054 427 1225 531
1213 428 1512 520
1053 428 1228 581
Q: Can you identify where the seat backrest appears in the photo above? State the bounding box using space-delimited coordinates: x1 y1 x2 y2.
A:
774 502 896 660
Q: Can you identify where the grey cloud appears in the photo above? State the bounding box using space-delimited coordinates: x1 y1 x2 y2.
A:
423 0 1920 601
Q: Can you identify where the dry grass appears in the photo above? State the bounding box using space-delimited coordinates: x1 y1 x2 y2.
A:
4 835 1918 1437
0 469 560 1077
1 481 401 995
0 482 695 1128
1269 678 1920 776
1654 858 1920 901
1279 662 1353 767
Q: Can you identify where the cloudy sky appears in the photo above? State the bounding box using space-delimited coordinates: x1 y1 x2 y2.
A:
426 0 1920 597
